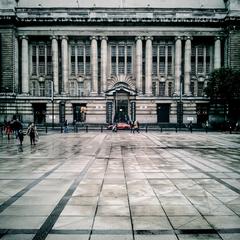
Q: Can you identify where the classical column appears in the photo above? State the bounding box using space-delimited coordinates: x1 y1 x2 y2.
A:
175 36 182 96
21 36 29 94
136 36 143 94
100 36 108 93
184 36 192 96
61 36 68 94
145 36 153 96
91 36 98 95
14 35 19 93
214 36 221 69
51 36 59 94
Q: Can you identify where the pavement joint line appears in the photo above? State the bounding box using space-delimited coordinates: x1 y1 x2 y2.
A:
142 133 238 240
121 145 136 240
149 133 240 194
1 228 240 236
88 139 112 240
32 134 107 240
126 143 182 240
0 161 65 214
172 150 240 195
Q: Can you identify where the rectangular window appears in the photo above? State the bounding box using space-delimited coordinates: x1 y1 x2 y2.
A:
159 82 165 96
159 45 165 74
167 46 172 76
152 82 156 96
190 81 194 95
111 44 133 75
191 46 196 75
198 82 204 96
197 46 204 74
118 45 125 74
78 82 84 96
127 46 132 74
39 82 45 96
32 81 38 96
152 46 158 76
70 82 75 96
206 46 211 75
168 82 172 96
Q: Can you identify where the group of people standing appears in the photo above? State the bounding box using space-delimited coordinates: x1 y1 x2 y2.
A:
2 119 38 146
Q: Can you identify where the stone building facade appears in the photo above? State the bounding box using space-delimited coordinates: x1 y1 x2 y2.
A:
0 0 239 126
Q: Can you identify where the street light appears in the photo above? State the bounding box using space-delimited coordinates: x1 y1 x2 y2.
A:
174 76 183 127
51 79 54 129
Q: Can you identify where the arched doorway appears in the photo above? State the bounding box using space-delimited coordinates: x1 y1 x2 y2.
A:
106 82 137 123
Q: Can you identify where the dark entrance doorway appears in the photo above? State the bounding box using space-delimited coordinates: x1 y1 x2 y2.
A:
73 104 87 122
114 99 129 123
32 103 46 124
196 104 209 126
157 104 170 123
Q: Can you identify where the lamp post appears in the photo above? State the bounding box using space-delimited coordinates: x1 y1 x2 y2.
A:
51 79 54 129
176 76 183 128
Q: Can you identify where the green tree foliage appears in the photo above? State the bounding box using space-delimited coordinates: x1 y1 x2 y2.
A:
205 67 240 122
205 67 240 103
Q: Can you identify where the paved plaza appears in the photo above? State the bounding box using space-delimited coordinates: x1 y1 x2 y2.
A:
0 131 240 240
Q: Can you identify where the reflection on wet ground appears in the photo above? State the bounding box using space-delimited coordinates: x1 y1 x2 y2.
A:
0 131 240 240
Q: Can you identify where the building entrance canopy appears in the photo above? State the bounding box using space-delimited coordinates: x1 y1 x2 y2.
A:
105 82 137 96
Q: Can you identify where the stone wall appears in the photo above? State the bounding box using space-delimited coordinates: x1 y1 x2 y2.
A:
0 27 15 92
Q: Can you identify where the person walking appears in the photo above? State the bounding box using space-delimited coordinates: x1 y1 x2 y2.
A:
64 120 68 133
188 121 193 133
27 123 38 145
18 129 24 145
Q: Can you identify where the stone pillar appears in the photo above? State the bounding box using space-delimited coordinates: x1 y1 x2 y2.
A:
145 36 153 96
214 36 221 69
14 35 19 93
91 36 98 95
136 36 143 94
100 36 108 93
51 36 59 94
61 36 68 94
21 36 29 94
175 36 182 96
184 36 192 95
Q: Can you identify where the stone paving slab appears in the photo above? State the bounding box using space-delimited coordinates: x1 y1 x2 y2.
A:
0 131 240 240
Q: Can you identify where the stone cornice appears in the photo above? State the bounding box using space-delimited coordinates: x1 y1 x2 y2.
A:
1 7 240 26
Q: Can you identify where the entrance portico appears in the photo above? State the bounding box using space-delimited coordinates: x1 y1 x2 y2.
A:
106 82 137 124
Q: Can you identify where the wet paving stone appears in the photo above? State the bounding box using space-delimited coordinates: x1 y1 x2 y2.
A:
0 131 239 239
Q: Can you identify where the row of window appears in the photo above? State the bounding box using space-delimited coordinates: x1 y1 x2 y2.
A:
31 80 205 97
31 42 214 78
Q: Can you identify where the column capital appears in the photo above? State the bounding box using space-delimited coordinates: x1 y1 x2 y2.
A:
50 35 59 40
19 35 28 40
90 36 98 41
175 36 183 41
184 36 193 41
135 36 144 41
214 36 222 41
60 36 68 41
145 36 153 41
100 36 108 41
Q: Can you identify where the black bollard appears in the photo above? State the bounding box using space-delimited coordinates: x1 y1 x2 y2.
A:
176 126 178 133
145 125 148 133
61 126 63 133
76 126 78 133
101 126 103 132
86 125 88 133
161 127 162 133
45 125 48 134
